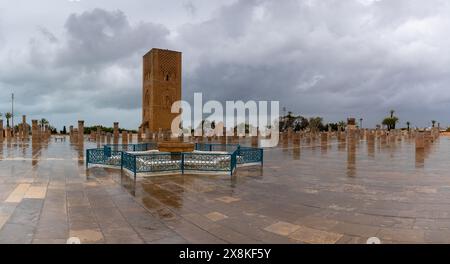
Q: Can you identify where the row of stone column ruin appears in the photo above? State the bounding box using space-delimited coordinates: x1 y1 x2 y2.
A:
0 115 51 143
278 128 440 149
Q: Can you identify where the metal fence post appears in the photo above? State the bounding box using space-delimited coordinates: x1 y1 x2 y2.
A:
134 155 137 179
86 149 89 168
230 153 233 176
121 152 124 171
260 149 264 165
181 153 185 174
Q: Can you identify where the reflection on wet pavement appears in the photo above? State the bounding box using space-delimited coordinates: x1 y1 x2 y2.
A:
0 134 450 243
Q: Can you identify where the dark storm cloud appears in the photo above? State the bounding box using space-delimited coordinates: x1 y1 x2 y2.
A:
57 8 169 67
175 0 450 127
1 0 450 129
0 8 170 127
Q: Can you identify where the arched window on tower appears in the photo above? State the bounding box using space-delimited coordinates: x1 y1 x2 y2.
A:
165 74 170 81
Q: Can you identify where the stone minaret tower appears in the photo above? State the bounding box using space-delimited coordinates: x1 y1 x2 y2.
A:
141 48 182 133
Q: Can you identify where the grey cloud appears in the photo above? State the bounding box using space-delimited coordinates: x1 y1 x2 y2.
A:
56 8 169 68
37 26 58 43
174 0 450 127
183 1 197 17
0 8 172 128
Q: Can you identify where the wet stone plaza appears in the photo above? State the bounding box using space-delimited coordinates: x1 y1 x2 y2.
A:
1 134 450 244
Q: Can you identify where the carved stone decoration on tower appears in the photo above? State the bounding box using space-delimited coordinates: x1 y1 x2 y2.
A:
141 48 182 134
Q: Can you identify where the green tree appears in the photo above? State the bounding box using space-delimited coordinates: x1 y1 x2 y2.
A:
338 121 346 131
382 117 399 130
326 123 339 131
39 118 49 127
293 116 309 131
432 120 436 128
406 121 410 131
299 117 309 131
5 112 12 128
308 117 323 133
382 110 399 130
280 111 297 131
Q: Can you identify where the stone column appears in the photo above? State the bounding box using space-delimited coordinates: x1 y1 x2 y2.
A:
22 115 27 140
69 126 74 141
367 131 375 142
137 127 143 142
415 133 424 149
347 139 356 177
96 126 101 142
89 131 95 141
380 131 387 144
5 127 10 141
293 133 300 146
145 128 150 142
113 122 119 144
425 132 433 145
321 132 328 145
106 133 112 144
43 125 48 140
128 131 133 143
32 120 39 143
73 129 78 141
0 120 3 142
18 123 23 140
122 130 128 145
37 124 41 141
78 120 84 143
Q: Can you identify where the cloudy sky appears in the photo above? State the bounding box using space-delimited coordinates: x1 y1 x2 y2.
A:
1 0 450 129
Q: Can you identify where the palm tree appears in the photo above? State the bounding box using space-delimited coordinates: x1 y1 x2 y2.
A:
39 118 49 127
359 118 363 129
5 112 12 128
338 121 346 131
406 121 410 131
382 110 399 130
382 117 399 131
390 110 395 118
432 120 436 128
